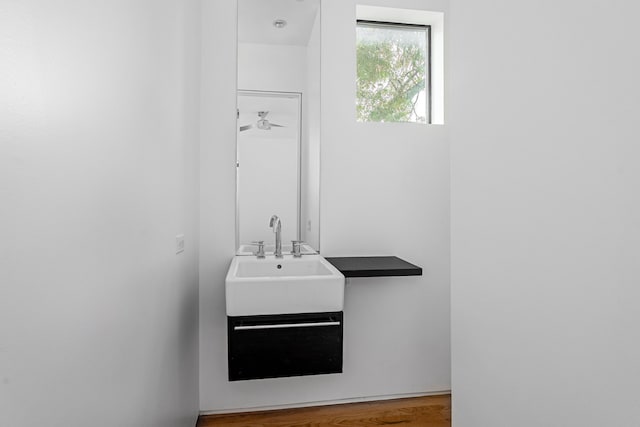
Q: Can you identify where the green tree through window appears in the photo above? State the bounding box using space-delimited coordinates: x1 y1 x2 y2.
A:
356 21 429 123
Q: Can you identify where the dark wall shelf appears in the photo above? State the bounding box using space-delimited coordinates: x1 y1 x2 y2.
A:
325 256 422 278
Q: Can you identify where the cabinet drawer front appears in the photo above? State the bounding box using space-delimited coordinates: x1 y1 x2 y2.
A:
228 312 343 381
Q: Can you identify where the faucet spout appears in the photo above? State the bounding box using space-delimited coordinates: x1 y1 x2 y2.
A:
269 215 282 258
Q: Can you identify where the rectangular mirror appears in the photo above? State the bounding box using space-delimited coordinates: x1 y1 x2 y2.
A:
236 0 321 254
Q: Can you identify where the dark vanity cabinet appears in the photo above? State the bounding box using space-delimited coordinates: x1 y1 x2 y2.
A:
227 312 343 381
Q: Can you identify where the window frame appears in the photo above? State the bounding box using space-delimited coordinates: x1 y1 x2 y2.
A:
356 19 432 124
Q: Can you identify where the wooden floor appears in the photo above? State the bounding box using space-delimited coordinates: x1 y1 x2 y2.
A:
197 394 451 427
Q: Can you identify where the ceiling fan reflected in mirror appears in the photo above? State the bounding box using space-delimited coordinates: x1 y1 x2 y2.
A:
239 111 286 132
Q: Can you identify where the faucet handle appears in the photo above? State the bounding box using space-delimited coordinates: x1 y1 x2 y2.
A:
291 240 304 257
250 241 265 258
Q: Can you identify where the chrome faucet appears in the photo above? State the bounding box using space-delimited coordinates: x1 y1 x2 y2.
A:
269 215 283 258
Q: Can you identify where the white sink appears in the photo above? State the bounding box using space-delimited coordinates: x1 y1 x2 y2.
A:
225 254 345 316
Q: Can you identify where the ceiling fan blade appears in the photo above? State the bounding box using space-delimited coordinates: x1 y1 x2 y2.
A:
270 123 285 128
239 124 252 132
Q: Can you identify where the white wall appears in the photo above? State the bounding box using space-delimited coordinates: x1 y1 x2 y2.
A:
450 1 640 426
199 0 450 412
199 0 238 411
0 1 201 426
320 0 450 400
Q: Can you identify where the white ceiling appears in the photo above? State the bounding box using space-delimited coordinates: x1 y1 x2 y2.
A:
238 0 320 46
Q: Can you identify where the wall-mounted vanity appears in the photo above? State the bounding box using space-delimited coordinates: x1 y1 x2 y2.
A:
225 254 344 381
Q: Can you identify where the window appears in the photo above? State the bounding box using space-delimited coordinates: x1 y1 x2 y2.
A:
356 20 431 124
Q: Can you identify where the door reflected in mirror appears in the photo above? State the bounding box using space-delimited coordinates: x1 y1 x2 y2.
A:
236 0 321 254
237 91 301 248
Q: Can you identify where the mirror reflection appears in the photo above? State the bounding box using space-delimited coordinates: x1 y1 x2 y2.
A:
236 0 321 254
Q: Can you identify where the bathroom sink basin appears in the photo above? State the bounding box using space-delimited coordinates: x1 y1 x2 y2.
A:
225 254 345 316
